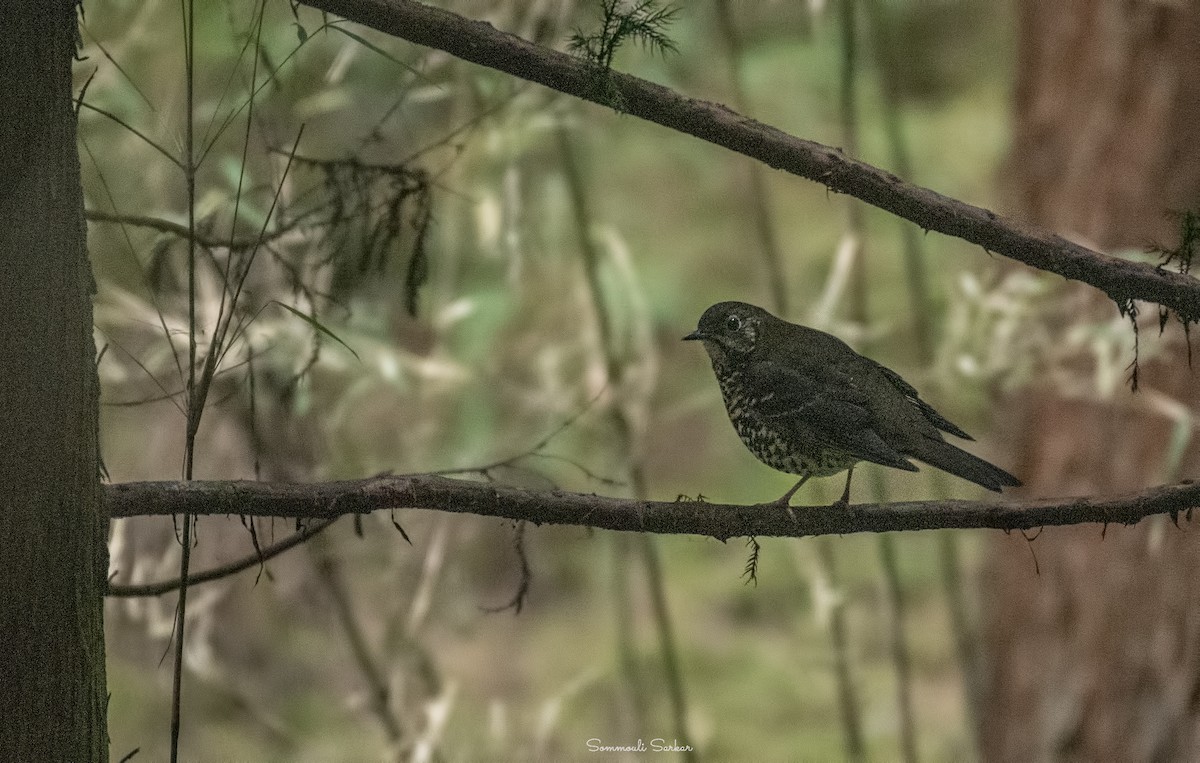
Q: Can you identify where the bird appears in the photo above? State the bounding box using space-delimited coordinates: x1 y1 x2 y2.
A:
683 301 1020 506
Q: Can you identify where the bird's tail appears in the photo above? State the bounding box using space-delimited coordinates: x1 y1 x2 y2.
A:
911 437 1021 492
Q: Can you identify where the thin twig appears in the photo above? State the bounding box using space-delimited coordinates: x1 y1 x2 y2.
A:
83 199 313 251
638 531 694 760
75 100 183 170
402 516 450 636
481 520 531 614
80 139 185 389
608 533 646 739
106 518 337 597
309 535 404 743
878 530 919 762
171 0 198 757
815 534 866 761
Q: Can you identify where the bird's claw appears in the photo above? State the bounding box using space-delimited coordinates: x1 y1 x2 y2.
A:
759 497 800 526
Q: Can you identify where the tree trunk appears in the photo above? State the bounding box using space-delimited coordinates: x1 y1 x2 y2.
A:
0 2 109 759
982 2 1200 760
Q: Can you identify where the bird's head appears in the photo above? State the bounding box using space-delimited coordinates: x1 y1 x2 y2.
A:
682 301 768 364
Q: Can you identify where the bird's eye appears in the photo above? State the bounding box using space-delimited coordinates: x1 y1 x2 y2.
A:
725 314 742 331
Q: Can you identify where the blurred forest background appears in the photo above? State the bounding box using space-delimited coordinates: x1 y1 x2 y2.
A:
80 0 1200 760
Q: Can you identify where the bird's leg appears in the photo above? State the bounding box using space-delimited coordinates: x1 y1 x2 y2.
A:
766 475 811 526
772 475 810 507
832 467 854 509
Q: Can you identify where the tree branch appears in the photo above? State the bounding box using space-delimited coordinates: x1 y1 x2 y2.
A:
105 475 1200 539
85 209 312 251
294 0 1200 320
106 517 337 597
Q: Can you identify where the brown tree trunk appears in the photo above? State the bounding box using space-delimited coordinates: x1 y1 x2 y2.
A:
0 1 109 759
982 2 1200 761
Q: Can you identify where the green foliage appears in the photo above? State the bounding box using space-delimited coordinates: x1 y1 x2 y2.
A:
1159 208 1199 278
568 0 681 71
742 536 761 586
272 301 361 361
568 0 680 110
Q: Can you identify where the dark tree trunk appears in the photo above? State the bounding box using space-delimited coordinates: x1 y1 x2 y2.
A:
982 2 1200 760
0 1 109 759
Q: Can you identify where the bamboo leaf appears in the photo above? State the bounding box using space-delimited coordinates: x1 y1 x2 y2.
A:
272 301 361 361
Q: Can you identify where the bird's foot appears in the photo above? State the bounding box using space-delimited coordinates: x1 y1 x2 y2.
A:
764 476 810 511
756 496 800 525
757 494 793 508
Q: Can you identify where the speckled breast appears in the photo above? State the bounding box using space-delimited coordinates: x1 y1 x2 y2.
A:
714 365 857 478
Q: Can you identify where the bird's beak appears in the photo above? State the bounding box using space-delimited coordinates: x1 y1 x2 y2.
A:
682 330 705 341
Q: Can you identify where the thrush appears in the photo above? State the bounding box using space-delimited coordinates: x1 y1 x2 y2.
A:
683 301 1021 506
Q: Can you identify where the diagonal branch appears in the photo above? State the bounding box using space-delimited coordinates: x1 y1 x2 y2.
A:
106 517 338 597
296 0 1200 320
105 475 1200 539
85 209 315 251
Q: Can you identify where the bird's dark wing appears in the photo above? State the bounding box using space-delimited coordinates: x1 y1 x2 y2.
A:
868 359 973 441
746 361 918 472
